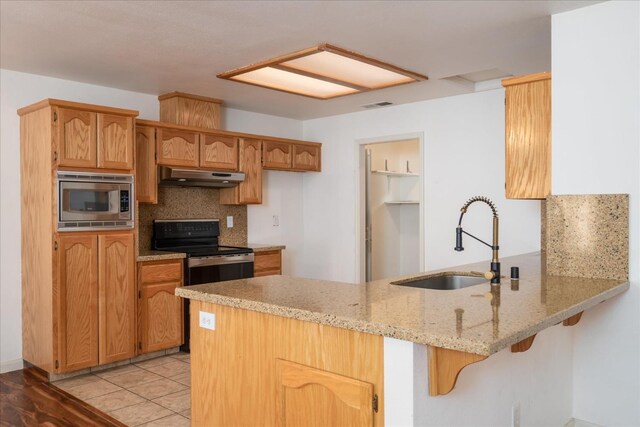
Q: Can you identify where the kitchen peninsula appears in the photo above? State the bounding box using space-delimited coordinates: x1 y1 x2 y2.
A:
177 251 629 426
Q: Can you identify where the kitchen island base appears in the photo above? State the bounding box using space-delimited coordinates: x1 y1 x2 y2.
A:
189 300 384 426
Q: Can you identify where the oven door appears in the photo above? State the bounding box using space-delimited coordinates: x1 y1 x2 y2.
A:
182 253 254 352
186 254 254 285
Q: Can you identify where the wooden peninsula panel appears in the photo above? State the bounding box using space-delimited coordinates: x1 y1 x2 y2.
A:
189 300 384 426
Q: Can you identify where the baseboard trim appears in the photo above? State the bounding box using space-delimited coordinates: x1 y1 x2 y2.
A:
565 418 605 427
0 358 24 373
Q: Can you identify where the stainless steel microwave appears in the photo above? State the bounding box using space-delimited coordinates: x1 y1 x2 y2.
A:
57 172 134 231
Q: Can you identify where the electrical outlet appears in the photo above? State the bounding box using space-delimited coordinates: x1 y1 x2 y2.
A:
512 402 520 427
273 215 279 227
227 216 233 228
199 311 216 330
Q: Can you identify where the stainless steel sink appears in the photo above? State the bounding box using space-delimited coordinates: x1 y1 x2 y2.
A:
391 273 486 290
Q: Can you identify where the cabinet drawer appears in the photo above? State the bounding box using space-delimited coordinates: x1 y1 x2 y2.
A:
254 250 281 276
139 260 183 284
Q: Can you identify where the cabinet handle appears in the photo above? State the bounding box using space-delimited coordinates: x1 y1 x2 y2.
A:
53 151 58 161
53 112 58 122
54 241 58 251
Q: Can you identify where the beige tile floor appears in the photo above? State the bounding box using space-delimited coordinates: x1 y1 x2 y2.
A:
54 353 191 426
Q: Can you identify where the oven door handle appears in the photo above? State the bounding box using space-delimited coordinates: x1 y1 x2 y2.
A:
188 254 254 268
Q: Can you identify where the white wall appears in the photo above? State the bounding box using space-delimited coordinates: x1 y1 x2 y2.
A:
223 108 306 276
302 89 542 283
0 70 305 371
552 2 640 425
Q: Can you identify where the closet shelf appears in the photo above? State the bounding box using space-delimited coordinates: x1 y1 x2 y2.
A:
372 170 419 177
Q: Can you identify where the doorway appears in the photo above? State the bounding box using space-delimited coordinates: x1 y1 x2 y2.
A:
358 136 424 282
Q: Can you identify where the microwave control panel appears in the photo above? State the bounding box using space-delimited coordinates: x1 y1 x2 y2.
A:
120 190 130 213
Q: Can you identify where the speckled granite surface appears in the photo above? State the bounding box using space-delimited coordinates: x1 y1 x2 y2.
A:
137 250 186 262
248 243 286 252
176 252 629 356
138 186 247 252
545 194 628 280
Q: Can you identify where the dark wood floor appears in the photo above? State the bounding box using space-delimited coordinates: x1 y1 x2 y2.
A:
0 367 125 427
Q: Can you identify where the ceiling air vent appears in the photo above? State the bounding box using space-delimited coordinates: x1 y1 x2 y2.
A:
362 101 394 109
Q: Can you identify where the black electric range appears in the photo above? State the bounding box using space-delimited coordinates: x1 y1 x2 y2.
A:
153 219 254 351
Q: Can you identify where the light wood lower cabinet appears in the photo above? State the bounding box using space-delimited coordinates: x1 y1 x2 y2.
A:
57 234 99 372
98 233 136 364
138 259 184 354
190 301 382 426
254 250 282 277
56 232 135 372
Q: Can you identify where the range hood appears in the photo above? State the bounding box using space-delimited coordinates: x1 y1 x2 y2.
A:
159 166 245 188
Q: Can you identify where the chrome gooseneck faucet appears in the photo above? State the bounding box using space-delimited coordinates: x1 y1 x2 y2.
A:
455 196 501 284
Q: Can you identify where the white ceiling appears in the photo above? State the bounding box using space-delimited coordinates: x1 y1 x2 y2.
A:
0 1 600 120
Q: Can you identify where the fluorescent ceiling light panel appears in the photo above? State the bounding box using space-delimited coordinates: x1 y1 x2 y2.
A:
230 67 358 99
218 44 428 100
281 51 414 89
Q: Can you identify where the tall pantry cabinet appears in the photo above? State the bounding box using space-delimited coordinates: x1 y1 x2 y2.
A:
19 99 138 374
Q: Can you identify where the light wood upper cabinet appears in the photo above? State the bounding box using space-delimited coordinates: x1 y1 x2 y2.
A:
57 234 99 372
276 360 375 427
157 128 199 168
293 143 321 172
57 108 97 168
97 114 134 170
263 140 292 170
503 72 551 199
135 126 157 204
138 260 184 354
200 134 238 170
98 233 135 364
220 138 263 205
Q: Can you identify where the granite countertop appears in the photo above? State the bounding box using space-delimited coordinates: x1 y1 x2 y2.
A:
137 250 186 262
176 252 629 356
248 243 286 252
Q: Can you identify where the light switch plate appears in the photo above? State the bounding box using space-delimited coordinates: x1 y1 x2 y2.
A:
227 216 233 228
273 215 279 227
199 311 216 330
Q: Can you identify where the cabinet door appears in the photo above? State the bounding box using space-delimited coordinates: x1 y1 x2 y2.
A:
219 138 262 205
276 360 374 427
139 281 183 353
98 233 135 364
200 134 238 170
292 144 321 172
97 114 134 170
157 128 199 167
239 138 263 204
135 126 157 204
504 75 551 199
254 250 282 277
57 234 98 372
57 108 97 168
263 141 292 170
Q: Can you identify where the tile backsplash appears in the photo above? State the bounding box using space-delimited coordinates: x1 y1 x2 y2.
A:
544 194 628 280
137 186 247 251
